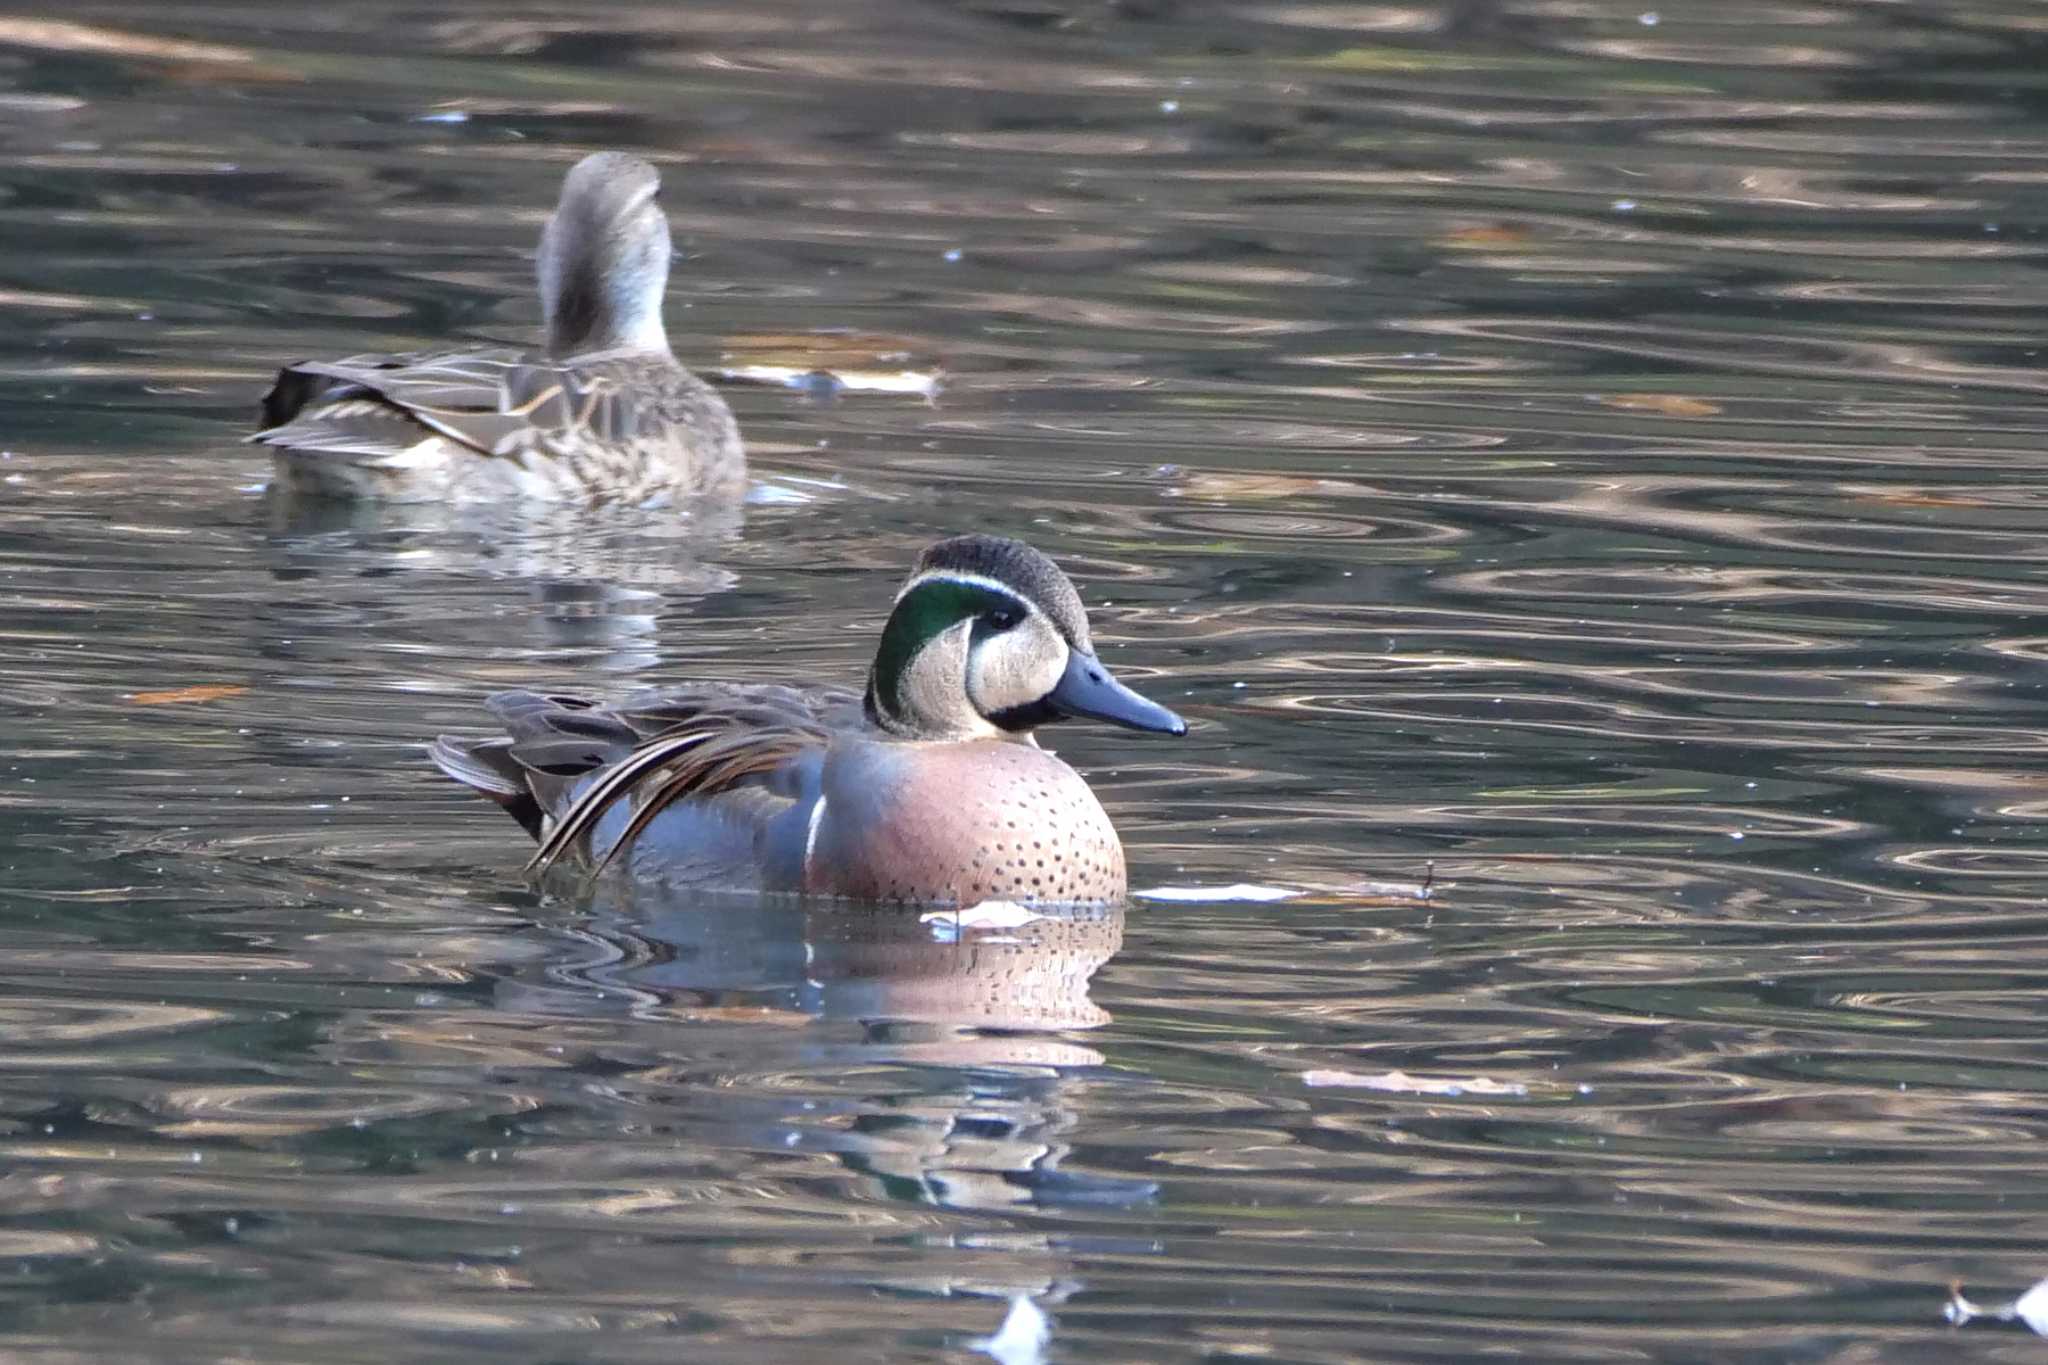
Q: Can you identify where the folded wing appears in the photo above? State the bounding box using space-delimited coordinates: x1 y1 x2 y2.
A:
431 684 861 875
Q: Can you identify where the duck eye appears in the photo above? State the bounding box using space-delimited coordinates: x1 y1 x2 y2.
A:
985 607 1021 631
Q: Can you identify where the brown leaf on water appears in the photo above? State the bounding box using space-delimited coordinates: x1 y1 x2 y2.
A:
1602 394 1723 418
127 684 248 706
717 363 941 399
718 330 943 398
1438 225 1532 249
0 19 301 85
456 1263 535 1292
1171 471 1367 500
722 330 930 369
0 18 253 65
680 1005 814 1027
1859 489 1991 509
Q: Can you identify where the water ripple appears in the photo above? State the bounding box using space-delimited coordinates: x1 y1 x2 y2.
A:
3 0 2047 1359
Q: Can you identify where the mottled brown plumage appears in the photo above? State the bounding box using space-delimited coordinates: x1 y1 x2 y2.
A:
252 151 743 503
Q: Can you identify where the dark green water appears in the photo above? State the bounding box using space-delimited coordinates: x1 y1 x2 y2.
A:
5 1 2048 1358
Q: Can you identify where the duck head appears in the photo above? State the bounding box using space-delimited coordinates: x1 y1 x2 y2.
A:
865 534 1188 743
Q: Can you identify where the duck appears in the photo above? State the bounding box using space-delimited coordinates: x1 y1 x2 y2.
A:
250 151 744 503
430 534 1187 904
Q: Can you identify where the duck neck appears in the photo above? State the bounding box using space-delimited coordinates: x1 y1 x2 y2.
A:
865 585 1009 740
539 216 670 358
544 265 668 357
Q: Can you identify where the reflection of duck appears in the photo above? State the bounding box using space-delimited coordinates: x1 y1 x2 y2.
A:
251 497 743 675
500 892 1156 1216
433 535 1186 903
252 152 744 503
590 895 1123 1034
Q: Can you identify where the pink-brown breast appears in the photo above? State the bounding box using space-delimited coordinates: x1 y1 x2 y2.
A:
804 738 1128 905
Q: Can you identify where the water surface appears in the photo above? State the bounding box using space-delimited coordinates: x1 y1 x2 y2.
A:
5 1 2048 1359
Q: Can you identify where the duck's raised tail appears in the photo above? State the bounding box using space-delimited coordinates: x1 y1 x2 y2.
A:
429 734 547 841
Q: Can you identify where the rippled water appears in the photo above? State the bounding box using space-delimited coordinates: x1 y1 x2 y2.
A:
6 1 2048 1358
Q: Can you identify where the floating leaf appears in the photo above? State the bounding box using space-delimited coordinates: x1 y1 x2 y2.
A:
722 330 923 366
1170 471 1365 500
718 331 941 398
717 363 941 399
681 1005 813 1028
1310 45 1492 73
127 684 248 706
1602 394 1722 418
1859 489 1991 509
1439 225 1532 249
0 18 253 64
0 18 300 85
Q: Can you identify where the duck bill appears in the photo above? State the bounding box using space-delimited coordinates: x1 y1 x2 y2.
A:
1047 651 1187 736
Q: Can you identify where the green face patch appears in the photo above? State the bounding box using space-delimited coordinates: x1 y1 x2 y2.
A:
869 576 1026 721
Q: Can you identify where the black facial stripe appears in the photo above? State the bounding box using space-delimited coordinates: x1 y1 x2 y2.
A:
985 696 1063 732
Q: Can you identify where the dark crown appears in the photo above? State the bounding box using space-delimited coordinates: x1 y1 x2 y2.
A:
912 535 1093 651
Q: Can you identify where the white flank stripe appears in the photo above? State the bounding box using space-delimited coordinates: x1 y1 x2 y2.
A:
802 792 828 876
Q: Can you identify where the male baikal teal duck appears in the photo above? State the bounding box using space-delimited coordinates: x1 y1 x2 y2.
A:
431 535 1187 904
252 152 744 502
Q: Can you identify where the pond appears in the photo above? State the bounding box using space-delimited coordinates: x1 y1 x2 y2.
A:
4 1 2048 1358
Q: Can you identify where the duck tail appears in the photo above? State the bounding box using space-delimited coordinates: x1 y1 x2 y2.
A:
429 735 546 841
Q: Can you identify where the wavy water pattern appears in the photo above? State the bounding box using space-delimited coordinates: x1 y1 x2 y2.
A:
3 0 2048 1360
